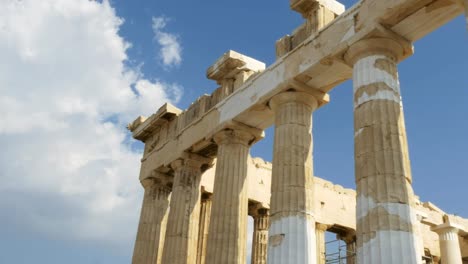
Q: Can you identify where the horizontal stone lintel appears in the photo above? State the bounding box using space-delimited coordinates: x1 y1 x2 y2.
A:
134 0 463 177
132 103 182 141
206 50 265 82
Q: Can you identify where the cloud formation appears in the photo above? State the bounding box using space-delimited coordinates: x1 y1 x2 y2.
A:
0 0 181 252
152 16 182 67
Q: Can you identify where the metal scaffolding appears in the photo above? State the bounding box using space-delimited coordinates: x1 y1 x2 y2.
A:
324 240 437 264
324 239 355 264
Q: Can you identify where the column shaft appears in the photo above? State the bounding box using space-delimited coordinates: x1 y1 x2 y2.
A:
132 179 170 264
196 195 212 264
315 224 328 264
346 242 356 264
162 155 210 264
438 229 462 264
267 91 318 264
251 210 269 264
346 38 420 264
341 234 356 264
132 184 151 264
205 129 256 264
432 223 463 264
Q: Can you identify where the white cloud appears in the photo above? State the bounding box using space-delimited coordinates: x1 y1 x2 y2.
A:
152 16 182 67
0 0 181 252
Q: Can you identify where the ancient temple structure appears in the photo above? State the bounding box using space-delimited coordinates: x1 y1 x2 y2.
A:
127 0 468 263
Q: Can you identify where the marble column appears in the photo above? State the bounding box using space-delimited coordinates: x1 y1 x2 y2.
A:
315 223 329 264
205 127 261 264
161 153 212 264
345 38 420 264
132 177 171 264
196 193 212 264
431 220 463 264
341 233 356 264
267 91 318 264
251 208 269 264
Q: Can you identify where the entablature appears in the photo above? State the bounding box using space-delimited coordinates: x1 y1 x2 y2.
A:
130 0 464 180
129 103 181 142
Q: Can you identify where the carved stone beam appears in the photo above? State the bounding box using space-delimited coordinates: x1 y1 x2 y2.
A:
131 103 182 141
290 0 345 33
290 0 345 17
207 50 265 94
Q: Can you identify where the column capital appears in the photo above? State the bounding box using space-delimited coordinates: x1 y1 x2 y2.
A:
150 170 173 183
141 177 156 189
213 129 254 146
140 176 172 197
249 202 269 217
338 232 356 244
209 120 264 146
344 37 412 65
315 223 330 232
431 222 464 235
201 192 212 201
170 152 213 171
213 122 263 146
252 208 270 231
268 91 319 111
250 207 270 218
431 215 467 235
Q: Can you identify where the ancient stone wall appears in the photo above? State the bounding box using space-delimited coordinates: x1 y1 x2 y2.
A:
128 0 467 263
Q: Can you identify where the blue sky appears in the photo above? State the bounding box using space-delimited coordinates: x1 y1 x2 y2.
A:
0 0 466 263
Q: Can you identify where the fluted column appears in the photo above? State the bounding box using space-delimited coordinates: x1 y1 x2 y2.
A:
340 233 356 264
196 193 212 264
431 219 463 264
251 208 269 264
162 153 212 264
205 127 261 264
267 91 318 264
315 223 329 264
345 38 420 264
132 177 171 264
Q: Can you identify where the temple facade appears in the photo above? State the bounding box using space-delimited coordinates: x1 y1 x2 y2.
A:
127 0 468 263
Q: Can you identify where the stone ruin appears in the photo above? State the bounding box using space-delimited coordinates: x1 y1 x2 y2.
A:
127 0 468 263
